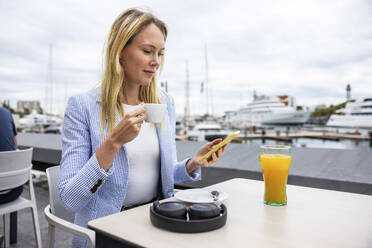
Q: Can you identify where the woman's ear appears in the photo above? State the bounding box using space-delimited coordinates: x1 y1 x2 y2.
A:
119 51 125 65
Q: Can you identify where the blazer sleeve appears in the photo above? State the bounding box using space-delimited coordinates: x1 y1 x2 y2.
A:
59 94 114 212
166 94 201 183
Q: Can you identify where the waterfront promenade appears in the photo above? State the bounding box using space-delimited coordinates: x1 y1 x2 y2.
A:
238 129 372 142
18 133 372 195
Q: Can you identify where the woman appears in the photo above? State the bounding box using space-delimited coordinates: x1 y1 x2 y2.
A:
59 8 226 247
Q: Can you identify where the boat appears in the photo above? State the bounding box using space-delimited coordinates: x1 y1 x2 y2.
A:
187 120 230 142
19 110 63 129
327 97 372 128
44 125 62 134
225 95 312 128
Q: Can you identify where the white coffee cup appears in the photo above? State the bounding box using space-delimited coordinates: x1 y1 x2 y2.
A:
143 103 167 123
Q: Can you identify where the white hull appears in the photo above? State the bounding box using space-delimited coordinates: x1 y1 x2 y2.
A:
327 115 372 128
230 111 311 128
260 112 312 125
187 130 229 142
187 121 230 142
225 95 312 128
19 110 63 128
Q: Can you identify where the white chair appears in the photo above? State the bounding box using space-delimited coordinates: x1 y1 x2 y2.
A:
44 165 95 248
0 148 42 248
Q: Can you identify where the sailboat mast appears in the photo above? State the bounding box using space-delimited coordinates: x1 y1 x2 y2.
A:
48 43 53 114
44 69 48 114
184 60 190 120
205 45 209 115
64 81 68 107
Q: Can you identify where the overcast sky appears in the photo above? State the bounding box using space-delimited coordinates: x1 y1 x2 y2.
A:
1 0 371 115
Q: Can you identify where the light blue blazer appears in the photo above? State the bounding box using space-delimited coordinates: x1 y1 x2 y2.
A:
59 87 201 247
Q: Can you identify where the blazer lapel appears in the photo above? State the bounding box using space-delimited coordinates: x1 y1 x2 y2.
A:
156 111 173 198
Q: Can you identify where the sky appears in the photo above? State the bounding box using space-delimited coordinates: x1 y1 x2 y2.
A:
1 0 372 116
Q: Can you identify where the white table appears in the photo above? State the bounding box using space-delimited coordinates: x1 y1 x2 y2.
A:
88 178 372 248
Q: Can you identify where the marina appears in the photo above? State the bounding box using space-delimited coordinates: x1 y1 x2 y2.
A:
14 111 372 150
176 124 372 150
237 128 372 141
174 85 372 149
239 130 372 150
14 93 372 150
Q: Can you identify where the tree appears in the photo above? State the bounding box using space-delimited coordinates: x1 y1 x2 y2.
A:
312 101 350 117
24 107 30 115
2 100 15 113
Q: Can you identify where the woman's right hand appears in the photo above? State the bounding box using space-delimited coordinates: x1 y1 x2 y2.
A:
109 107 147 149
96 107 147 171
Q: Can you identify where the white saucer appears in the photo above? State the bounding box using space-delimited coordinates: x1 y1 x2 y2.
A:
174 189 228 203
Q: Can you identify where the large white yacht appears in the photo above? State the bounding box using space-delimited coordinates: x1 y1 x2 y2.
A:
327 97 372 128
225 95 312 128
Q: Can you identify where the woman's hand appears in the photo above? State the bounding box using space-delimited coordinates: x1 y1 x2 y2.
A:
108 107 147 149
186 138 227 174
96 107 146 171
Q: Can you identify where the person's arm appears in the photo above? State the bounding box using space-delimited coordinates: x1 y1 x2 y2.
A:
10 111 18 149
59 95 114 212
14 136 18 149
59 94 146 212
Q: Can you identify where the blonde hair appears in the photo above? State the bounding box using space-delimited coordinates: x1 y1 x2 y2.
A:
100 8 167 134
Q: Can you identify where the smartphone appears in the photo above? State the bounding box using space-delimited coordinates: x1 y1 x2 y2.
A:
199 131 240 162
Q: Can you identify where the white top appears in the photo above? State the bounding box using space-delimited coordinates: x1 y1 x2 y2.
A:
89 178 372 248
122 103 160 207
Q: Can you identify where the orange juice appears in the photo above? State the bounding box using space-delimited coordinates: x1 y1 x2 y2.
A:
260 154 291 205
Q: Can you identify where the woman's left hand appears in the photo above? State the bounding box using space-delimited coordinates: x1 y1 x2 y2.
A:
186 138 227 174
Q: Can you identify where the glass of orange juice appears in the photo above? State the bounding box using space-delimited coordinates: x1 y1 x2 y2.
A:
259 145 291 206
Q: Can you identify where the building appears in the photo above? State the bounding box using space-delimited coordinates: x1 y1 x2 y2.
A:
17 100 41 113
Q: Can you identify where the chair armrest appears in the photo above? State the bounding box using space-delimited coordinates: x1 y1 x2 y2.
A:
44 205 95 246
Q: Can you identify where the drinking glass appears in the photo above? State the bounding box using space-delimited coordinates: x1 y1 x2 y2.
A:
259 145 292 206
